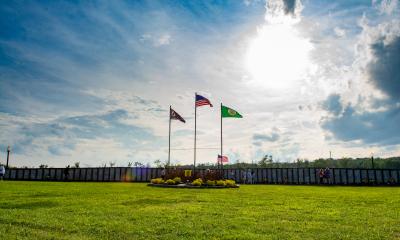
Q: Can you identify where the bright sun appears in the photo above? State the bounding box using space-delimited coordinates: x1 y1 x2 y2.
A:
246 19 313 90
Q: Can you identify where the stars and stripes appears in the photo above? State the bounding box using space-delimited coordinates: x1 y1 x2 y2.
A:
195 94 213 107
170 108 186 123
217 154 229 163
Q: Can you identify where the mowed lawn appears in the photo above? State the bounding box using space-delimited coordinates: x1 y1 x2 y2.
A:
0 182 399 240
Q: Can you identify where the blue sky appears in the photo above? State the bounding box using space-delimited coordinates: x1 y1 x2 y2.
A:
1 0 399 167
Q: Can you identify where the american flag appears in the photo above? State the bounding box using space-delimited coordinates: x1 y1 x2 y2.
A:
195 94 213 107
217 154 229 163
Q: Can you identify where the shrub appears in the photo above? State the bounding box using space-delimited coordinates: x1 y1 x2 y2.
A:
195 178 203 184
206 180 216 186
225 180 236 187
173 177 182 184
192 179 202 186
151 178 164 184
216 180 226 186
165 179 175 185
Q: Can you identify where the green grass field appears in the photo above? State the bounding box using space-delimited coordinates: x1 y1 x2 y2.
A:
0 181 399 239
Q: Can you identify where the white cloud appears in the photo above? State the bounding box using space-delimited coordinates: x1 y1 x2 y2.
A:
319 4 400 149
334 27 346 38
140 33 171 47
156 34 171 46
374 0 398 15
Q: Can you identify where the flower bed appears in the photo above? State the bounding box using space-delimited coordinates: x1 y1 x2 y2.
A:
148 178 239 188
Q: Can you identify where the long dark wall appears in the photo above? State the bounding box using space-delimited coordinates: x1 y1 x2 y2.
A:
3 167 400 185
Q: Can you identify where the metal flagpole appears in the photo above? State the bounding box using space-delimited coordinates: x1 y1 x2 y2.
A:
194 93 197 176
220 103 223 175
168 106 171 168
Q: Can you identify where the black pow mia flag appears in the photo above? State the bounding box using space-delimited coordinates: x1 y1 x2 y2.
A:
170 108 186 123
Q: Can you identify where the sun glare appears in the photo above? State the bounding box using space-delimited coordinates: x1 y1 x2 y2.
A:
246 19 313 90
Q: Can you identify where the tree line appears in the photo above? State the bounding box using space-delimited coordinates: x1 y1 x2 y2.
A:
197 156 400 169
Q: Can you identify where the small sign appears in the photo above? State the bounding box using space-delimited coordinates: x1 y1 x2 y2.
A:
184 170 192 177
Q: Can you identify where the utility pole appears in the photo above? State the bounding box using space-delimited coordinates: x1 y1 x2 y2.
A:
6 146 10 169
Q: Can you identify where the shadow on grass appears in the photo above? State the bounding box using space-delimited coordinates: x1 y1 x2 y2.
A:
0 201 59 210
121 197 194 206
28 192 63 198
0 218 69 234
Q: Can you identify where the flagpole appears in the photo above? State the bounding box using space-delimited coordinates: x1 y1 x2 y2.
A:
168 106 171 168
194 93 197 176
220 103 223 176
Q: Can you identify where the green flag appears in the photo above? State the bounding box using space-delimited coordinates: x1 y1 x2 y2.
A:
221 105 242 118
